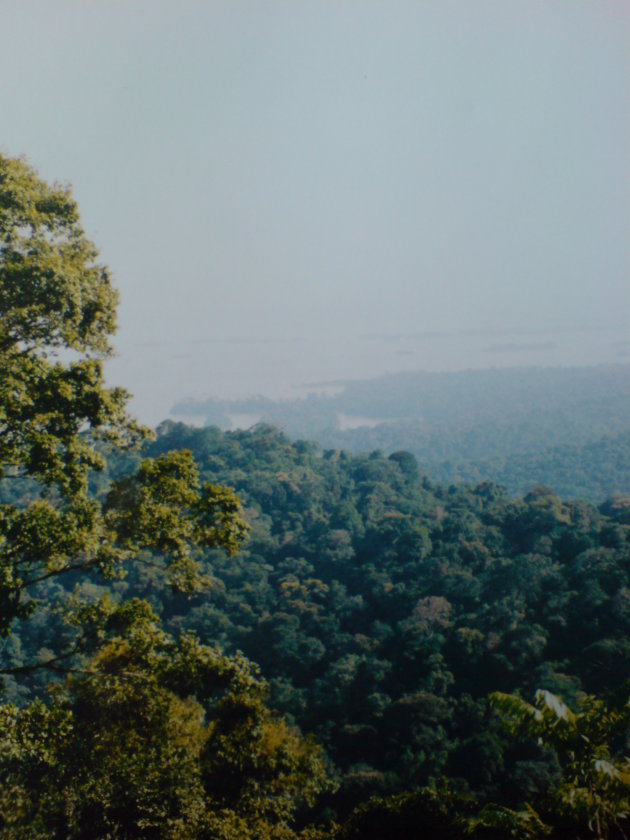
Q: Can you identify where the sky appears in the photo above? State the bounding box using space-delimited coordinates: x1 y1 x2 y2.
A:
1 1 629 424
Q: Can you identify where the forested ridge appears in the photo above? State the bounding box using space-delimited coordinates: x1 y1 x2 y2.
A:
3 154 630 838
177 365 630 500
140 426 630 818
7 420 630 836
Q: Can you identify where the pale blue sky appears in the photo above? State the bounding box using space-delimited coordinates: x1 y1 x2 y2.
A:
1 1 628 422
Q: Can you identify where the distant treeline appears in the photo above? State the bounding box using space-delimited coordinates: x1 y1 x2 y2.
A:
174 365 630 499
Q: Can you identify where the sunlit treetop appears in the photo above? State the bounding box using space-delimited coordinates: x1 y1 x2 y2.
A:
0 154 248 639
0 154 118 356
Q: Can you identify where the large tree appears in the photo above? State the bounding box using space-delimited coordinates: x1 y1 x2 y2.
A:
0 154 247 658
0 600 330 838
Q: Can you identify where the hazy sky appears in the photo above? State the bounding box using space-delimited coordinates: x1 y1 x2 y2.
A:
1 1 629 422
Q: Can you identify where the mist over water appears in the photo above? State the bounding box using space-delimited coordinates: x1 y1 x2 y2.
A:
108 325 628 426
2 2 627 429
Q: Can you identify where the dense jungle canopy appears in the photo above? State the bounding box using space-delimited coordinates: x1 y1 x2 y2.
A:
2 154 630 838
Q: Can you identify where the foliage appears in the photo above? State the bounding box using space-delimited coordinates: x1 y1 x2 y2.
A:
335 787 472 839
474 686 630 838
0 153 247 656
174 366 630 500
0 155 330 838
466 801 552 838
7 411 630 822
0 601 331 838
88 422 628 818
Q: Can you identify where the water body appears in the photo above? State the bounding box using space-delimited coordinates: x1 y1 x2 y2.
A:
106 326 629 427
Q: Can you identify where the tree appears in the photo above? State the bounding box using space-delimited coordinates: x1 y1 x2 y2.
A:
0 155 332 837
0 154 247 664
0 600 331 838
336 787 471 840
468 686 630 839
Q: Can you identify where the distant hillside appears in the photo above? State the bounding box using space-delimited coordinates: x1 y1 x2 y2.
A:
173 364 630 500
426 429 630 498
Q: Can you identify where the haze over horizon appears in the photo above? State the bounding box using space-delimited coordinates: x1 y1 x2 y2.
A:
1 1 628 425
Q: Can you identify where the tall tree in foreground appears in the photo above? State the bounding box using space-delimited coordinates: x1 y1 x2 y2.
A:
0 153 246 658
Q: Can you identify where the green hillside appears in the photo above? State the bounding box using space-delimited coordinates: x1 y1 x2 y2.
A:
174 365 630 500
